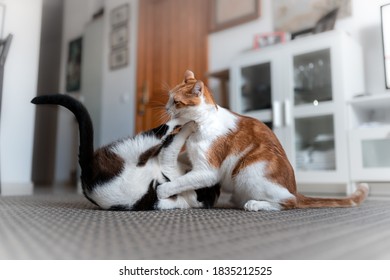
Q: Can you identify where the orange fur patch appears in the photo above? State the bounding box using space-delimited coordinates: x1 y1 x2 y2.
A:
171 79 217 108
207 114 297 194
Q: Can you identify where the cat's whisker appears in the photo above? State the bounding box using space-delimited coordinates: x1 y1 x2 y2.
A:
149 100 166 109
153 122 167 135
150 106 169 120
148 102 171 125
161 81 172 93
158 111 171 125
149 106 165 113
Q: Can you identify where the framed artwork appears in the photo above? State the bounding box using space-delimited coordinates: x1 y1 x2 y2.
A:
110 47 128 70
291 7 339 39
66 37 82 92
111 4 129 28
111 25 128 49
272 0 351 33
209 0 261 33
110 4 130 70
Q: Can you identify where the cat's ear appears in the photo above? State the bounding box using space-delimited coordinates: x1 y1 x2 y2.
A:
192 81 204 97
184 70 195 83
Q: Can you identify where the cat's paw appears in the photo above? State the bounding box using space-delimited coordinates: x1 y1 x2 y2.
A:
157 182 175 199
244 200 281 211
182 120 198 133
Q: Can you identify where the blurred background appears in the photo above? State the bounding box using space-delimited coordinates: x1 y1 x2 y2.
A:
1 0 390 196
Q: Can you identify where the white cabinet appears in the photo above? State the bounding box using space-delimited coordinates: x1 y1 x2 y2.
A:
348 94 390 182
230 31 365 191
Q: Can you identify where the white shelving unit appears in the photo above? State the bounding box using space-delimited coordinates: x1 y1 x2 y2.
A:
230 31 365 193
348 94 390 182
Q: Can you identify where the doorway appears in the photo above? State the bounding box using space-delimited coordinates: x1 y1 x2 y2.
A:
135 0 209 132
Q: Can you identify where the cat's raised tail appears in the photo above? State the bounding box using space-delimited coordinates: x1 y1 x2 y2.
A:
284 183 369 209
31 94 94 190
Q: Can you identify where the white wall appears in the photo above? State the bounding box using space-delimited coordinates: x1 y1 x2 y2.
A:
336 0 390 95
209 0 390 96
100 0 138 145
0 0 42 195
55 0 138 184
208 0 273 72
55 0 97 184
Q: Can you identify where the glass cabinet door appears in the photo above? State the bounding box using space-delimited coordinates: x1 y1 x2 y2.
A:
240 63 272 112
295 115 336 171
293 49 332 106
291 46 338 175
361 139 390 168
231 53 284 138
349 127 390 182
238 62 274 130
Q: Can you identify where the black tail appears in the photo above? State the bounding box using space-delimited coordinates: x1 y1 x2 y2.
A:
31 94 94 190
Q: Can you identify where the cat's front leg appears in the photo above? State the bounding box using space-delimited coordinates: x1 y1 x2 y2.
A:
157 170 218 199
159 121 197 179
163 118 191 137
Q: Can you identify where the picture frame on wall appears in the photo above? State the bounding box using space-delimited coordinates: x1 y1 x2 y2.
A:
291 8 339 40
111 3 129 29
209 0 261 33
110 47 128 70
273 0 351 33
111 25 128 49
110 3 130 70
66 37 82 92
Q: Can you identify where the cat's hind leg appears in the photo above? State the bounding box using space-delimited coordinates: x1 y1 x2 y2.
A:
231 162 295 211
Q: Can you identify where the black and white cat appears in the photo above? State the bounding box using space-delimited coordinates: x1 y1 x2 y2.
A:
32 94 220 210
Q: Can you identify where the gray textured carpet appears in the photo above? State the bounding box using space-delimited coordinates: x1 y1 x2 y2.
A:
0 194 389 259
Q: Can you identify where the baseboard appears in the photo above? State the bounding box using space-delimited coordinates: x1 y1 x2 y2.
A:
298 182 390 198
365 182 390 198
297 183 347 196
0 182 33 196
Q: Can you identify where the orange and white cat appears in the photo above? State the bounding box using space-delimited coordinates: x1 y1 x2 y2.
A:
157 70 369 211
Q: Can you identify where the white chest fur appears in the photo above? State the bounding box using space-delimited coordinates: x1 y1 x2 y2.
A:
185 106 238 170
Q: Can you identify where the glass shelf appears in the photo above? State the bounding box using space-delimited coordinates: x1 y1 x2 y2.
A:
295 115 335 171
293 49 332 106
